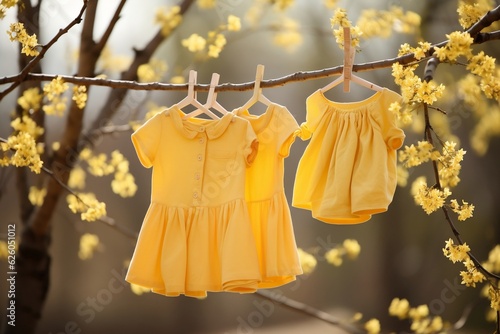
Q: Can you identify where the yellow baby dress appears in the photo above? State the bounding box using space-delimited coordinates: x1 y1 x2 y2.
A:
126 107 261 297
234 104 303 288
293 88 405 224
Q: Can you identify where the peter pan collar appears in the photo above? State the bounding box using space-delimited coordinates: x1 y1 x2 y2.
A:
233 103 277 134
165 106 234 139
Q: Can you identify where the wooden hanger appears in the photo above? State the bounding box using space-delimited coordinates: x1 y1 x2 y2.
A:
241 64 272 111
180 70 220 120
320 27 382 93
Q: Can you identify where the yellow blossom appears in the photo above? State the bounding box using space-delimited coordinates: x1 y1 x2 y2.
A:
197 0 215 8
10 115 44 139
398 141 436 168
488 286 500 311
130 283 150 295
457 0 491 29
449 199 474 221
182 33 206 53
433 31 473 62
413 179 451 215
330 8 351 28
0 240 8 260
297 248 317 274
0 0 18 19
7 22 40 56
483 245 500 273
325 248 343 266
356 7 420 39
343 239 361 259
137 59 168 83
442 238 470 263
78 233 100 260
460 258 486 287
2 131 43 173
72 85 87 109
364 318 380 334
28 186 46 206
66 192 107 222
68 166 86 190
467 51 496 79
273 18 303 52
397 164 409 187
227 15 241 31
207 33 226 58
155 6 182 36
87 153 114 176
97 46 131 73
17 87 42 112
170 75 185 84
408 304 429 320
42 76 69 116
389 298 410 319
437 141 466 188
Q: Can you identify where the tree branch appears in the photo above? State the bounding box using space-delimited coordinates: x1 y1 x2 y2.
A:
0 0 88 100
94 0 127 54
255 290 364 334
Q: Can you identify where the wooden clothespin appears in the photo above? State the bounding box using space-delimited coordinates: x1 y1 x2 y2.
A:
342 26 355 93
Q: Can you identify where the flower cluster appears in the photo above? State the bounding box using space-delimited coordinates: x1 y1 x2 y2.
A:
457 0 492 29
324 239 361 267
17 87 42 112
78 148 137 198
72 85 87 109
443 239 485 287
97 46 131 74
356 6 421 39
434 31 473 62
483 245 500 274
66 192 107 222
449 199 474 221
398 140 437 168
78 233 100 260
436 141 466 188
130 283 150 295
7 22 39 56
273 17 303 52
28 186 46 206
68 166 86 189
155 5 182 37
43 76 69 116
411 177 451 215
11 115 44 139
0 0 18 19
137 59 168 83
297 248 317 274
364 318 380 334
182 15 241 58
330 8 361 49
388 298 445 333
1 131 43 173
392 62 445 106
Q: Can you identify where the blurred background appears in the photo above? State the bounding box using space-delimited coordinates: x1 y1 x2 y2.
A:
1 0 499 333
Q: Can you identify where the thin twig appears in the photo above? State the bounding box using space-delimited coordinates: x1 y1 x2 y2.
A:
255 289 364 334
0 0 88 100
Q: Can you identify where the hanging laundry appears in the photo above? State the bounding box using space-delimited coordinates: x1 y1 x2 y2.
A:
235 103 303 289
293 88 405 224
125 107 261 297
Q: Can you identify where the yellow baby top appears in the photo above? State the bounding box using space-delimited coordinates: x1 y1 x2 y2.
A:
234 104 303 289
125 107 261 297
293 88 405 224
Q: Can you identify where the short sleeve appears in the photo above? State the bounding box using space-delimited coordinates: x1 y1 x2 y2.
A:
131 112 163 168
243 121 259 166
377 90 406 150
276 106 300 157
297 90 327 141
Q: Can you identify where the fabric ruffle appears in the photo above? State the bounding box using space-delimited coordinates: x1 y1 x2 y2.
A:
125 199 261 298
